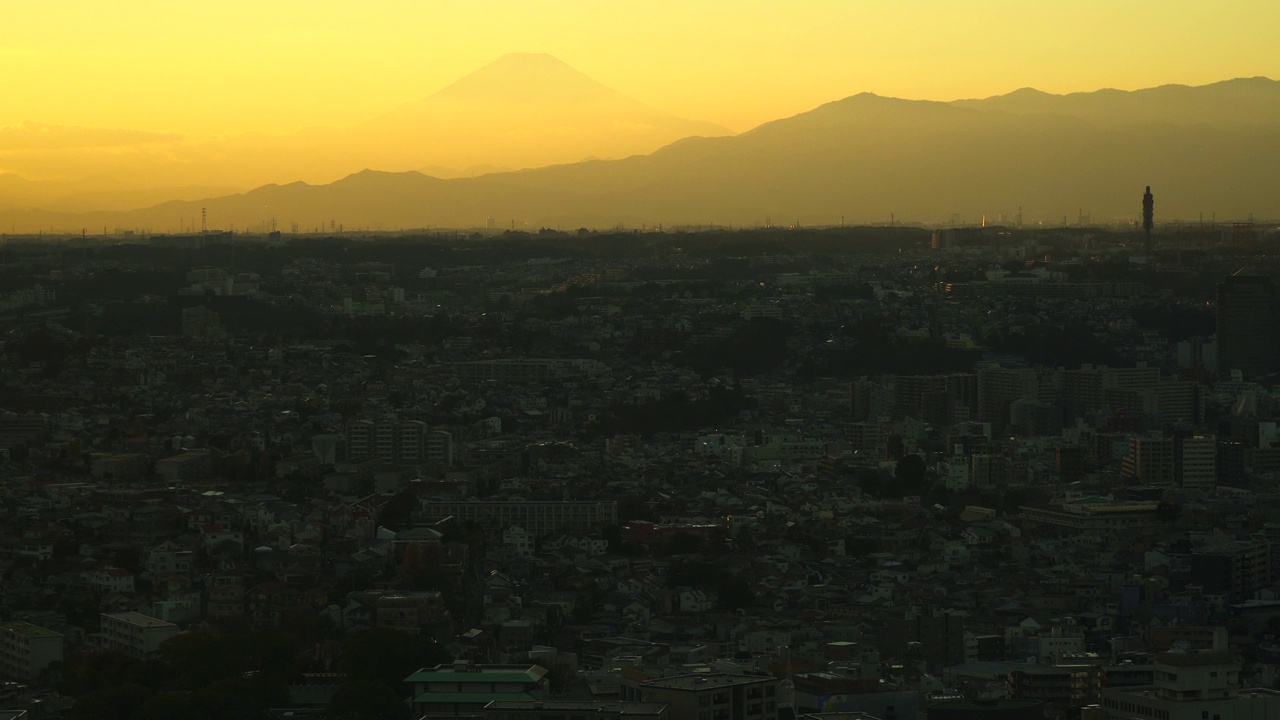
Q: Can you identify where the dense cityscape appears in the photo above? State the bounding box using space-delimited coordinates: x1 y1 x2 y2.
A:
0 222 1277 719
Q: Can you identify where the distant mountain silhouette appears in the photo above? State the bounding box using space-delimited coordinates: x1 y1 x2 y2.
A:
953 77 1280 126
0 54 729 195
4 77 1278 232
0 173 237 215
351 53 732 172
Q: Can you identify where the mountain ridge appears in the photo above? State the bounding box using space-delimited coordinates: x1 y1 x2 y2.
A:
2 75 1277 231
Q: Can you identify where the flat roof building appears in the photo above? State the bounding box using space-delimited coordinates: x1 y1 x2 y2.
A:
99 612 179 661
0 622 63 682
1100 650 1280 720
420 500 617 534
482 700 668 720
620 673 780 720
405 662 550 718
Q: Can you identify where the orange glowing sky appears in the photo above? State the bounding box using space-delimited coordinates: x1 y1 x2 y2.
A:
1 0 1278 202
5 0 1278 136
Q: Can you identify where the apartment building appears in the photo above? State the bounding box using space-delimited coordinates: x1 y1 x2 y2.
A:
346 416 427 463
621 673 780 720
1121 437 1175 486
1189 540 1272 597
1019 499 1162 534
99 612 179 661
482 701 668 720
404 662 549 718
1101 650 1280 720
419 500 618 534
0 622 63 681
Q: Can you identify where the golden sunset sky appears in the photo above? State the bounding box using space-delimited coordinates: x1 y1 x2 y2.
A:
2 0 1278 208
6 0 1278 136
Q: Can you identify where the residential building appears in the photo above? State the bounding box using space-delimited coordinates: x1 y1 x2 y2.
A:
925 698 1045 719
1121 437 1175 487
482 701 668 720
621 673 780 720
1189 540 1272 597
347 417 426 463
155 449 215 483
1216 275 1278 379
427 430 456 466
419 500 618 534
1020 499 1162 533
0 622 63 682
1100 650 1280 720
1176 436 1217 493
978 366 1040 430
99 612 179 661
405 662 550 718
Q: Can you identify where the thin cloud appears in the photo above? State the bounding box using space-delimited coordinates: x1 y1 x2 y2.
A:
0 122 182 152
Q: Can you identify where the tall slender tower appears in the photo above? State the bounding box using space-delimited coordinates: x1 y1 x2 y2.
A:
1142 185 1154 252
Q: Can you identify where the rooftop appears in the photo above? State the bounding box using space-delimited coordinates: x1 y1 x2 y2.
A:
0 621 61 639
642 673 773 691
405 664 548 685
415 692 539 705
484 701 669 715
1155 651 1240 668
926 698 1043 711
101 612 177 628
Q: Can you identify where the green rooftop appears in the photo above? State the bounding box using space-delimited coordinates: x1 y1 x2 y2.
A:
0 622 62 638
1069 496 1112 505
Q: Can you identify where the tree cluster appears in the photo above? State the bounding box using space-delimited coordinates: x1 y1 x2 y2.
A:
57 623 450 720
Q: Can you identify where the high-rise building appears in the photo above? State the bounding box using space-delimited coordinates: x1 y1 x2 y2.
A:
1176 436 1217 493
426 430 456 466
1263 524 1280 586
881 609 966 670
1216 275 1278 379
181 305 224 339
346 416 426 463
850 379 893 421
1121 436 1175 486
1052 364 1162 422
1189 540 1272 597
977 366 1039 430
